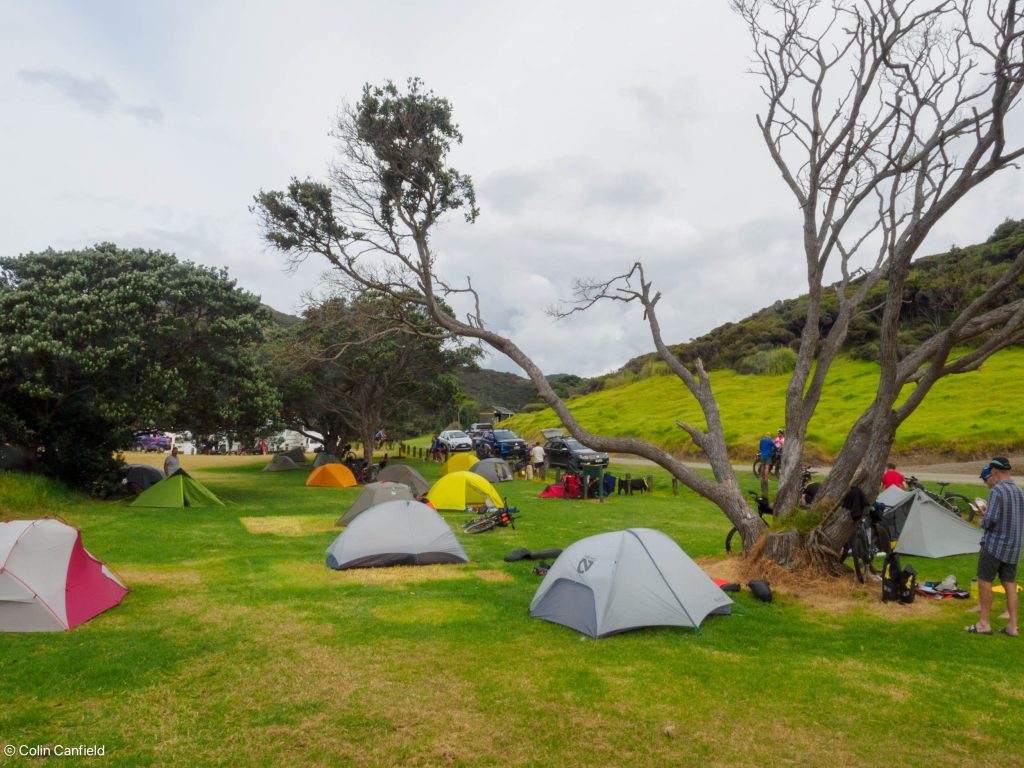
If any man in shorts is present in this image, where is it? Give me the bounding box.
[966,457,1024,636]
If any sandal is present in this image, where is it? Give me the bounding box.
[1000,627,1018,637]
[965,624,993,634]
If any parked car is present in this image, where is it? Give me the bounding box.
[466,422,493,440]
[543,436,609,471]
[474,429,528,461]
[438,429,474,452]
[133,431,172,453]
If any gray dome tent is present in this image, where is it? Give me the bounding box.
[471,457,515,483]
[124,464,165,492]
[876,486,982,558]
[284,446,307,463]
[529,528,732,638]
[313,452,342,468]
[376,464,430,496]
[326,500,468,570]
[336,482,415,526]
[263,454,300,472]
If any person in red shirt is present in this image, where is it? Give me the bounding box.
[881,462,906,490]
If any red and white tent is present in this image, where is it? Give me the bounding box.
[0,519,128,632]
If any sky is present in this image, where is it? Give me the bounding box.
[3,1,1022,378]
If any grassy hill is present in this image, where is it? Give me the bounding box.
[505,348,1024,461]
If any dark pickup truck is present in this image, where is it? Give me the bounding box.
[474,428,529,461]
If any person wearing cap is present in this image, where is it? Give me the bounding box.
[966,457,1024,636]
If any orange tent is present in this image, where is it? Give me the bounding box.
[306,463,358,488]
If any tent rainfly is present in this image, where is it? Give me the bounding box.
[284,446,307,463]
[377,464,431,496]
[529,528,732,638]
[427,470,504,511]
[337,482,416,526]
[313,452,343,468]
[131,469,225,508]
[306,463,358,488]
[0,519,128,632]
[263,454,301,472]
[438,452,478,476]
[876,486,982,558]
[326,500,468,570]
[471,458,515,483]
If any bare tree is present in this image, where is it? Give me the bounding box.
[255,0,1024,575]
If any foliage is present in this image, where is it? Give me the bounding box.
[266,290,476,456]
[735,346,798,375]
[0,461,1017,766]
[0,244,278,490]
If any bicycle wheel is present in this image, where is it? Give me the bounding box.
[943,493,974,521]
[725,527,741,553]
[463,518,496,534]
[752,458,764,479]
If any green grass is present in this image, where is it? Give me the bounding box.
[505,349,1024,460]
[0,462,1019,767]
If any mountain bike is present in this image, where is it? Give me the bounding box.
[840,505,888,584]
[905,476,975,521]
[752,448,781,478]
[463,503,519,534]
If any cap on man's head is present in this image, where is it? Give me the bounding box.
[990,457,1012,471]
[980,466,993,481]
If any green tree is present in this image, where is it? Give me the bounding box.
[0,244,279,490]
[265,289,475,462]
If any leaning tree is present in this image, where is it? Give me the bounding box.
[255,0,1024,572]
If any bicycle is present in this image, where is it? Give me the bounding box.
[905,476,974,521]
[463,502,519,534]
[751,448,781,478]
[840,504,888,584]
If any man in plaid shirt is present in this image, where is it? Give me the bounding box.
[967,457,1024,636]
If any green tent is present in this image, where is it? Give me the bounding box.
[130,469,225,509]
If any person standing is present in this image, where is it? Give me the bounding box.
[966,457,1024,636]
[758,432,775,481]
[881,462,906,490]
[531,442,546,481]
[163,446,180,476]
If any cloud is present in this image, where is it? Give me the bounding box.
[17,68,163,125]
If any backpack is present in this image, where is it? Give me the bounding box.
[881,551,902,603]
[563,473,583,499]
[899,564,918,604]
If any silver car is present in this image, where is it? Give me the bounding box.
[438,429,474,452]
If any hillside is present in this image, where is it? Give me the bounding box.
[609,218,1024,379]
[504,348,1024,461]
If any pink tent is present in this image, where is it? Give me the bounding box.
[0,519,128,632]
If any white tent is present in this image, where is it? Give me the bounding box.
[0,519,128,632]
[877,487,981,558]
[529,528,732,638]
[326,500,468,570]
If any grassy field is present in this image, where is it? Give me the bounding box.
[504,349,1024,461]
[0,456,1020,767]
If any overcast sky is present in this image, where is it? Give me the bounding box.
[3,1,1022,377]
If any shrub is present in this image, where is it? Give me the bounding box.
[735,347,798,375]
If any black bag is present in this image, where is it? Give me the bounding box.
[899,564,918,604]
[748,579,773,603]
[881,551,902,603]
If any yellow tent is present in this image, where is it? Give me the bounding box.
[427,471,504,511]
[306,463,358,488]
[438,453,479,476]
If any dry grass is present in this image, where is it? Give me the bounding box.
[122,451,280,471]
[472,569,513,583]
[117,565,202,587]
[240,515,337,536]
[698,555,950,619]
